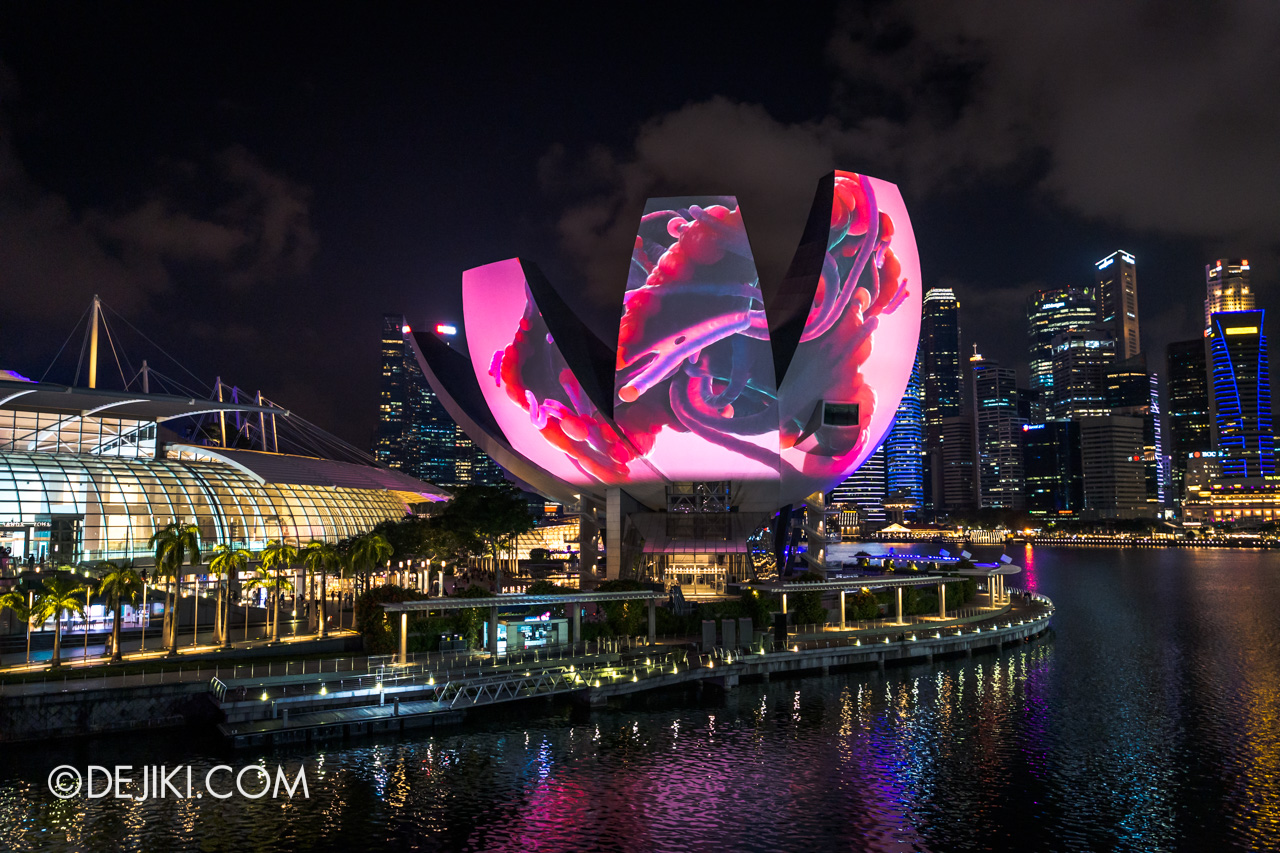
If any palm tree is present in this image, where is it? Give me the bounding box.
[0,589,32,658]
[147,521,201,656]
[32,574,89,668]
[97,562,143,662]
[350,533,393,628]
[243,564,293,641]
[302,541,336,638]
[209,544,251,648]
[260,539,298,642]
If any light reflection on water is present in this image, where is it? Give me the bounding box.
[1,546,1280,851]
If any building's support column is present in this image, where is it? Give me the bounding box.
[488,606,499,658]
[606,487,622,581]
[781,592,788,615]
[572,603,581,646]
[938,583,946,619]
[839,590,846,630]
[896,587,903,624]
[647,598,656,644]
[399,612,408,665]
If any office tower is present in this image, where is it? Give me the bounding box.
[884,350,925,516]
[375,314,505,487]
[1208,310,1275,479]
[1079,415,1151,518]
[1050,325,1116,418]
[920,288,962,515]
[374,314,410,470]
[832,444,886,528]
[969,351,1026,509]
[1017,388,1046,424]
[1095,250,1140,360]
[1027,287,1101,410]
[1022,421,1083,516]
[938,415,979,514]
[1205,259,1253,332]
[1105,354,1167,508]
[1165,339,1212,499]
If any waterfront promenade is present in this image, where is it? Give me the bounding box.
[214,589,1053,748]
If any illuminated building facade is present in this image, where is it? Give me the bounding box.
[884,350,925,515]
[832,445,887,529]
[1096,250,1140,360]
[970,353,1025,509]
[1027,287,1100,410]
[376,314,503,488]
[1166,338,1212,500]
[1208,310,1275,479]
[1205,259,1253,333]
[0,378,447,566]
[920,287,962,515]
[1022,421,1083,516]
[1105,354,1167,507]
[1051,325,1116,419]
[1079,414,1152,519]
[412,171,924,583]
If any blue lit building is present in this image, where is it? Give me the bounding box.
[1209,310,1275,479]
[884,351,925,516]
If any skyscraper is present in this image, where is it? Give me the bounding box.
[1105,354,1166,508]
[831,444,886,528]
[920,287,962,515]
[1027,286,1100,410]
[1208,310,1275,479]
[374,314,410,470]
[1079,415,1151,519]
[1050,325,1116,419]
[1205,259,1253,332]
[1165,339,1212,499]
[884,350,925,515]
[1022,421,1083,517]
[1095,250,1140,360]
[921,287,962,424]
[969,351,1026,509]
[375,314,505,488]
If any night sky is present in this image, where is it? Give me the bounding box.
[1,2,1278,448]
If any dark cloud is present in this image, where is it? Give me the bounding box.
[826,0,1280,240]
[0,110,317,322]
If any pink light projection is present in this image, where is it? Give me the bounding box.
[461,172,921,510]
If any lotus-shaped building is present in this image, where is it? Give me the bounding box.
[412,171,921,583]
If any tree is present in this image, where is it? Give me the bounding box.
[348,533,394,628]
[0,589,31,646]
[97,562,143,662]
[260,539,299,642]
[243,565,292,640]
[302,541,337,637]
[209,544,251,648]
[32,574,89,668]
[441,483,534,593]
[790,571,828,626]
[147,521,201,656]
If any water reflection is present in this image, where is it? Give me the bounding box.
[1,547,1280,851]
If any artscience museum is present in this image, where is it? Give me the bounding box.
[412,170,923,588]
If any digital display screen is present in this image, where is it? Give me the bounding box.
[460,172,921,508]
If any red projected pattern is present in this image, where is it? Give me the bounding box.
[468,172,919,507]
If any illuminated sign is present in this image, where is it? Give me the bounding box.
[1022,424,1045,431]
[1225,326,1259,335]
[1096,257,1113,270]
[401,325,411,334]
[460,171,922,509]
[435,324,458,336]
[1041,302,1064,310]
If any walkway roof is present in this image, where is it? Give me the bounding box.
[173,445,450,502]
[382,589,663,613]
[0,378,282,422]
